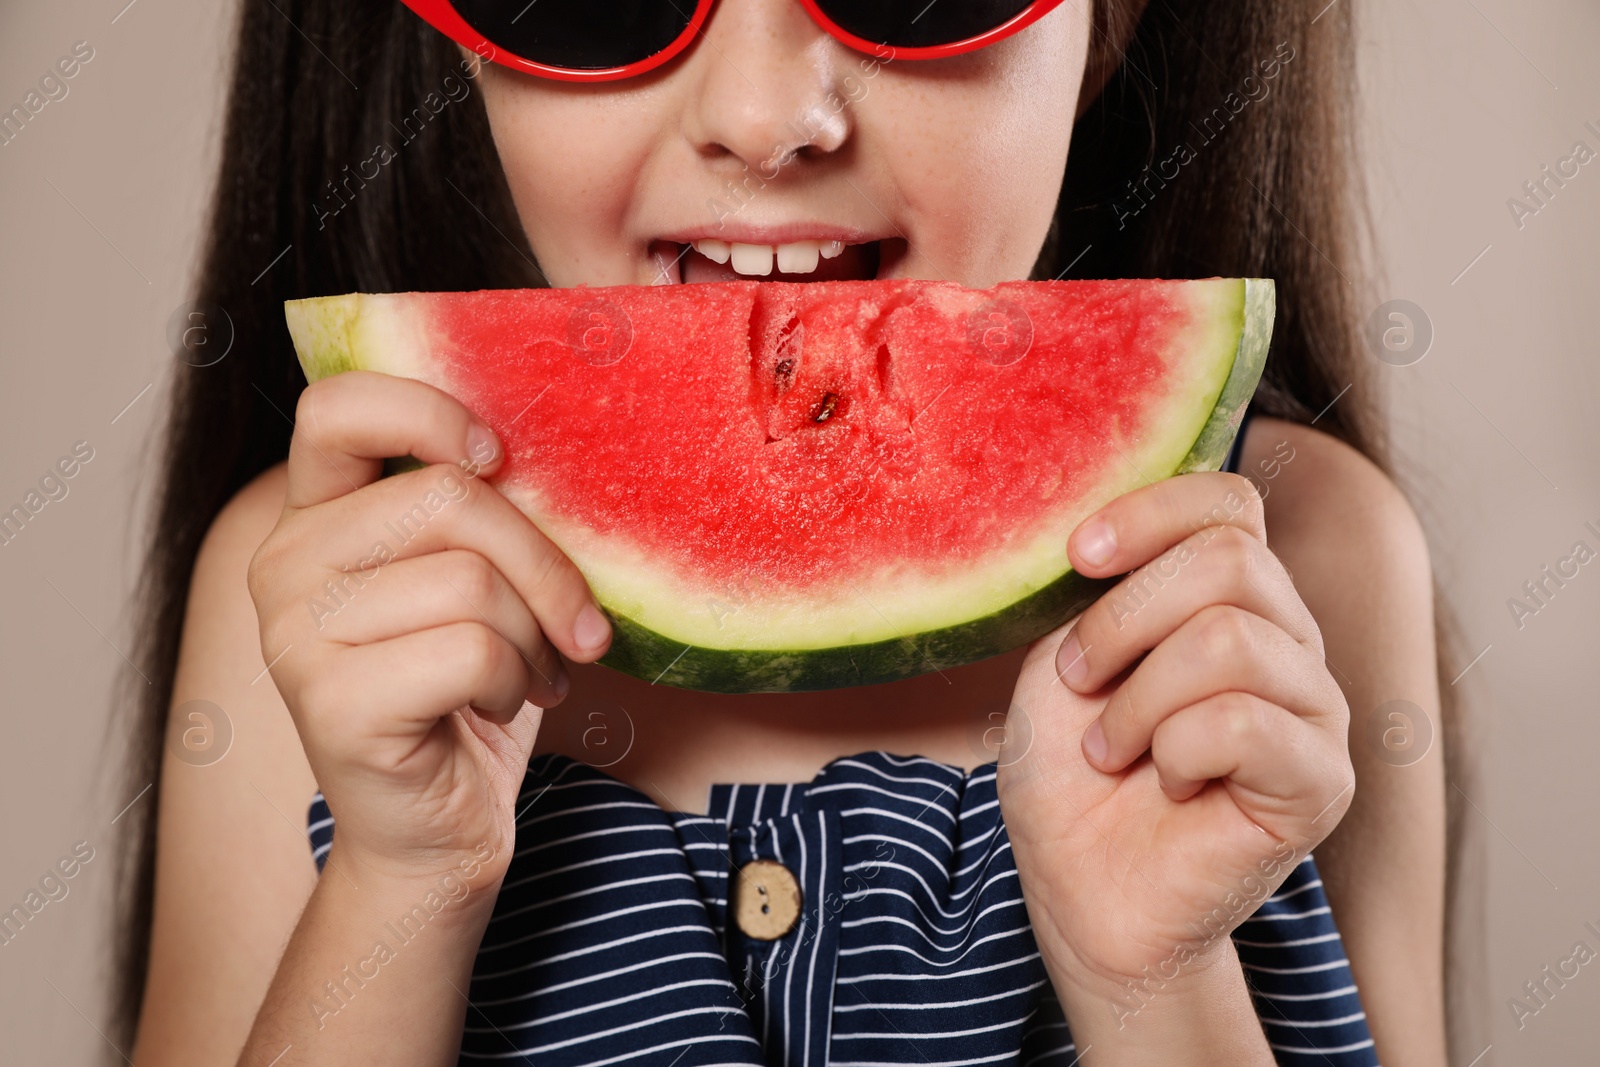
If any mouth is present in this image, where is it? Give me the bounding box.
[648,235,908,284]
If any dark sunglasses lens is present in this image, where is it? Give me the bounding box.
[817,0,1037,49]
[452,0,694,70]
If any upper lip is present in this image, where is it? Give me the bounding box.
[653,223,888,246]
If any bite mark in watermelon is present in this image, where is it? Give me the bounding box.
[285,277,1273,693]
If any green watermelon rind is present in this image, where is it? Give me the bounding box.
[1176,277,1275,477]
[285,279,1274,694]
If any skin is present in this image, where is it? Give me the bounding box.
[131,2,1447,1064]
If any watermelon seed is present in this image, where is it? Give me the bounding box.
[772,316,802,395]
[812,392,840,423]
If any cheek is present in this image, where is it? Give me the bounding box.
[876,75,1075,279]
[868,33,1086,283]
[477,75,658,285]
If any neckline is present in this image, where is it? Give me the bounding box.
[532,748,987,819]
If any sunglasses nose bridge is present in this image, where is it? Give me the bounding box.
[700,0,849,61]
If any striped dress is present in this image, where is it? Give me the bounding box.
[305,404,1378,1065]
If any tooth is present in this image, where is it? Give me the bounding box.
[730,243,774,276]
[695,239,731,264]
[777,241,821,274]
[820,240,846,260]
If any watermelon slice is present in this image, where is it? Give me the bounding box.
[285,278,1272,694]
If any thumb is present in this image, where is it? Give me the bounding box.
[1005,615,1114,779]
[1014,613,1091,713]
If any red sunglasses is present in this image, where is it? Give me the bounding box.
[402,0,1068,82]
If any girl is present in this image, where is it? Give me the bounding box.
[116,1,1454,1064]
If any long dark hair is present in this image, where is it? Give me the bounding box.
[112,0,1477,1056]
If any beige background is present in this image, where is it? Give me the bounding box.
[1,0,1595,1062]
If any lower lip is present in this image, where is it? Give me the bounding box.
[648,240,897,284]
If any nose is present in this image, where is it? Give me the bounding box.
[679,0,855,176]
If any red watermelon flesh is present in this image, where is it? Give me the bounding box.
[286,277,1272,693]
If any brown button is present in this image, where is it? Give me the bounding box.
[731,859,803,941]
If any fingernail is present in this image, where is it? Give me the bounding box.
[574,603,612,653]
[553,669,571,700]
[1083,719,1108,765]
[1057,633,1089,687]
[1075,518,1116,569]
[465,420,499,467]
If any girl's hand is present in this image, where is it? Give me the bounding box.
[246,371,613,894]
[997,471,1354,1019]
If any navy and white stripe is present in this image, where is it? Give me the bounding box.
[1237,868,1377,1060]
[308,749,1376,1065]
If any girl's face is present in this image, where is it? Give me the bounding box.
[470,0,1092,290]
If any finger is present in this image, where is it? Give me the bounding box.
[292,463,612,663]
[1083,605,1345,774]
[286,371,503,509]
[1068,471,1265,579]
[303,621,558,733]
[309,550,565,693]
[1149,692,1352,829]
[1057,524,1323,692]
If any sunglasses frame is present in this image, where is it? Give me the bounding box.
[401,0,1068,82]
